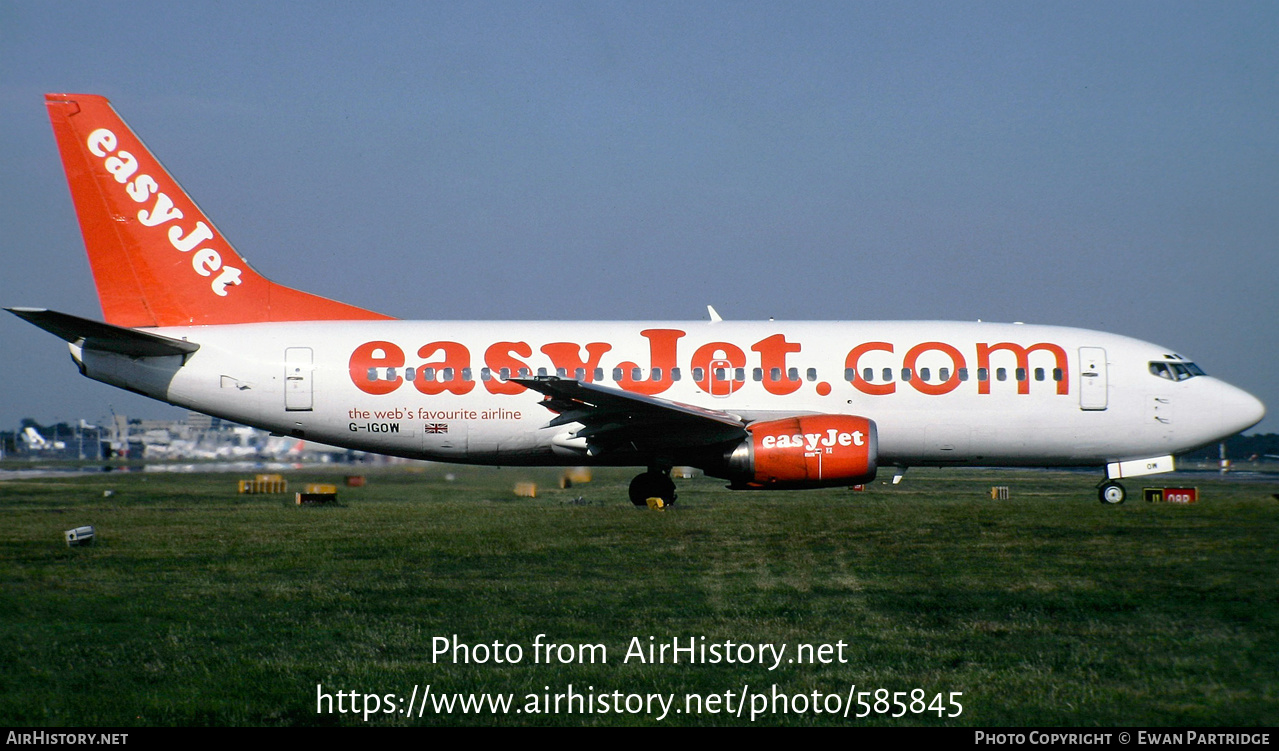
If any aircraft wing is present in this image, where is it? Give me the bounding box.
[7,308,200,358]
[512,376,748,455]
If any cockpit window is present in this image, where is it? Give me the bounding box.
[1149,361,1206,381]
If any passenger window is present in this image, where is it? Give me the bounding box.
[442,368,454,382]
[939,367,950,382]
[735,368,745,381]
[631,367,642,381]
[788,367,799,382]
[367,368,378,382]
[753,368,763,382]
[612,368,623,381]
[958,368,969,381]
[806,368,817,382]
[693,367,705,381]
[996,368,1007,382]
[862,367,873,382]
[386,367,397,380]
[714,368,726,381]
[481,368,492,382]
[919,367,931,382]
[671,368,681,382]
[1053,368,1063,382]
[977,368,988,381]
[1015,367,1026,382]
[594,368,604,382]
[537,368,548,377]
[652,367,663,381]
[770,367,781,382]
[518,368,530,378]
[422,368,435,381]
[883,368,893,382]
[901,368,912,382]
[462,368,473,382]
[1035,368,1045,381]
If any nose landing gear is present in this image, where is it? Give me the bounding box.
[1098,480,1127,504]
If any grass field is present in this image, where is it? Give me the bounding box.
[1,464,1276,726]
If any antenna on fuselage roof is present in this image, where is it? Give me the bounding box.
[706,305,723,323]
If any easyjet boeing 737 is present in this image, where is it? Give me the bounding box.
[10,94,1266,504]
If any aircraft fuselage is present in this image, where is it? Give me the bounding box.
[73,319,1264,472]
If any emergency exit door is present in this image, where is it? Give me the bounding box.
[285,347,313,411]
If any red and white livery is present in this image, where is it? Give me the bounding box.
[11,94,1265,505]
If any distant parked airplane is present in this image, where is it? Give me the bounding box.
[20,426,66,452]
[10,93,1265,504]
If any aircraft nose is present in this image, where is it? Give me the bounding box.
[1220,382,1266,435]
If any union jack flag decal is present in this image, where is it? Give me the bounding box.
[424,423,449,434]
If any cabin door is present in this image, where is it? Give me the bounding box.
[1078,347,1108,411]
[285,347,314,412]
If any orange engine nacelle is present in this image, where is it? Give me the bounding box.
[725,415,878,489]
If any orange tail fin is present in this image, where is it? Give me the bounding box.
[45,93,393,327]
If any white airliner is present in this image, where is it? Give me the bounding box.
[10,93,1265,505]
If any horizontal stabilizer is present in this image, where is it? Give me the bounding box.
[7,308,200,358]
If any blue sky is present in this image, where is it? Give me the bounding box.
[2,2,1276,434]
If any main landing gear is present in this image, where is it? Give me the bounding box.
[1098,480,1127,505]
[629,468,677,508]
